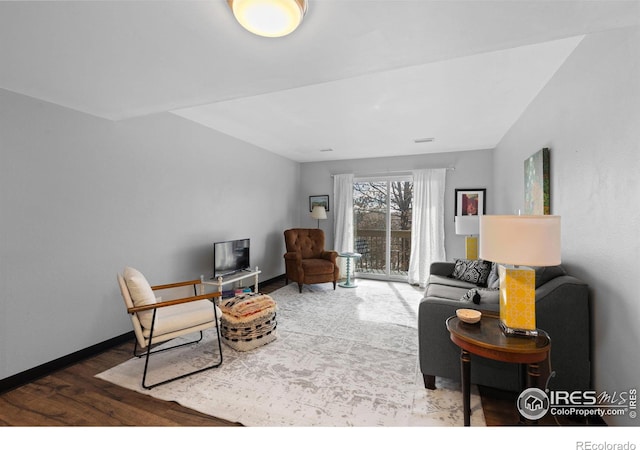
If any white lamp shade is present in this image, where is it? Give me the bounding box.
[455,215,479,235]
[228,0,307,37]
[479,215,561,266]
[311,205,327,220]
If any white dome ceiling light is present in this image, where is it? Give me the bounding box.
[228,0,308,38]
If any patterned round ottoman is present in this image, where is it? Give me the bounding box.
[219,293,277,351]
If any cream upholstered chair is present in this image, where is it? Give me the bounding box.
[117,267,223,389]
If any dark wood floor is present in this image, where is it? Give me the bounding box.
[0,277,602,427]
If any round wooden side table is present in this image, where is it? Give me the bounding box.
[446,312,551,426]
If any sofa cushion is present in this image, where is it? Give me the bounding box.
[428,274,477,289]
[484,263,566,289]
[452,259,492,286]
[534,265,567,288]
[425,283,470,301]
[486,262,500,289]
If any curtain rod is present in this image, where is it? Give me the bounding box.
[331,166,455,177]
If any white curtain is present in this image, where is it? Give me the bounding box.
[333,174,354,277]
[333,173,354,253]
[408,168,447,287]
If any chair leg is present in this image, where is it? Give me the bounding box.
[333,280,337,290]
[298,283,303,293]
[140,306,223,390]
[423,374,436,390]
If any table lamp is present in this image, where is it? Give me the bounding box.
[455,215,480,259]
[311,205,327,228]
[479,215,561,336]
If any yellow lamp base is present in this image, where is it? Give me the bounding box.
[498,265,537,336]
[465,236,478,260]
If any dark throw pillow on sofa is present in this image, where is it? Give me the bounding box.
[452,259,492,286]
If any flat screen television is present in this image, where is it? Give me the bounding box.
[213,238,250,278]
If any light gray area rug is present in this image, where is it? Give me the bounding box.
[97,279,485,426]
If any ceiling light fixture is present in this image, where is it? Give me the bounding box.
[414,137,435,143]
[228,0,308,38]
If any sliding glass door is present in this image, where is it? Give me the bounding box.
[353,176,413,280]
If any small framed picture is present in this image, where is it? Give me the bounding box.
[455,189,486,217]
[309,195,329,212]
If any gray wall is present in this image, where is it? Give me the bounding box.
[0,88,300,379]
[493,26,640,426]
[299,149,494,260]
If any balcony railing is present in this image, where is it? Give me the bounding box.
[354,229,411,277]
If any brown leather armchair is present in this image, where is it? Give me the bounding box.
[284,228,340,293]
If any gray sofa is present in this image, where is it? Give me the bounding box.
[418,260,591,393]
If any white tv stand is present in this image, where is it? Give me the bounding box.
[200,267,261,294]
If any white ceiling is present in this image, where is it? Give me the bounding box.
[1,1,638,162]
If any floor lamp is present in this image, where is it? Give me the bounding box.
[455,215,480,259]
[311,205,327,228]
[480,215,561,336]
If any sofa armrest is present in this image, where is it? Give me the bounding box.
[418,297,494,356]
[418,297,467,377]
[429,261,455,277]
[418,297,505,386]
[534,275,590,391]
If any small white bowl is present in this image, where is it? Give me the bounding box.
[456,308,482,324]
